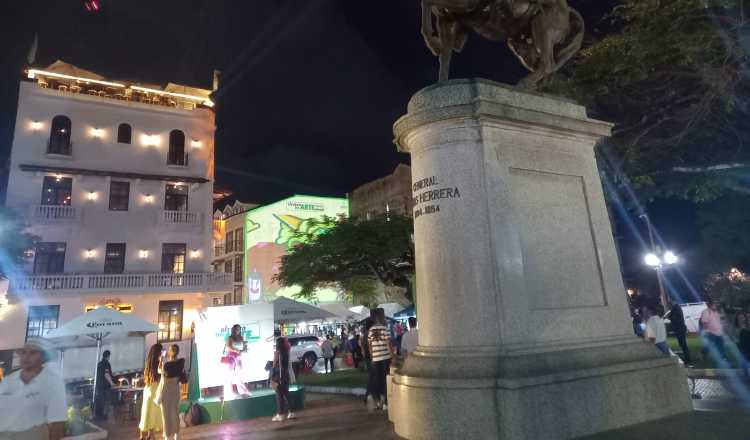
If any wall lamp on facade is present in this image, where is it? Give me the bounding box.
[87,191,98,201]
[139,250,149,259]
[143,194,154,204]
[191,139,202,148]
[91,127,104,139]
[30,120,43,131]
[190,249,201,259]
[84,249,96,259]
[55,174,63,182]
[141,134,161,147]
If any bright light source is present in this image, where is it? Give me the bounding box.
[30,120,43,131]
[26,69,126,87]
[55,174,63,182]
[143,194,154,204]
[191,139,202,148]
[87,191,98,201]
[139,250,149,259]
[140,134,161,147]
[644,253,661,267]
[91,127,104,138]
[85,249,96,259]
[663,251,678,265]
[190,249,201,259]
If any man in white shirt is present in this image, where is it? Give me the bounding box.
[400,317,419,358]
[0,338,67,440]
[642,304,669,355]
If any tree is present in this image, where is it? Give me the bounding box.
[704,267,750,310]
[0,207,38,278]
[549,0,750,202]
[274,214,414,306]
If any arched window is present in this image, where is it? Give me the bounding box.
[117,123,132,144]
[48,115,72,155]
[167,129,186,166]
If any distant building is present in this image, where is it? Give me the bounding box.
[0,61,230,378]
[350,163,412,219]
[211,195,349,306]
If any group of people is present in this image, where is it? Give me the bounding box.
[138,343,187,440]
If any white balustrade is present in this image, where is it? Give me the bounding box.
[162,210,201,226]
[10,272,231,294]
[31,205,77,222]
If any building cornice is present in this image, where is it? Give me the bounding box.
[19,163,210,183]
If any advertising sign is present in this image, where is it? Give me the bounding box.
[195,303,275,389]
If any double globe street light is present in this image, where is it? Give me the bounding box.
[644,249,680,310]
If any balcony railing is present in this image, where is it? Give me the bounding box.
[31,205,78,222]
[10,272,232,294]
[214,241,225,257]
[167,152,189,167]
[162,210,201,226]
[46,138,72,156]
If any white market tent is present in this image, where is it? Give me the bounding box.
[377,303,403,318]
[273,297,336,323]
[45,307,157,403]
[317,303,369,322]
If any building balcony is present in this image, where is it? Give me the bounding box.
[161,210,202,227]
[213,241,225,257]
[9,271,232,295]
[30,204,79,223]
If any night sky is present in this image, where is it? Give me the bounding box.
[0,0,612,204]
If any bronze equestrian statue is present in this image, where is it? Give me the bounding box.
[420,0,584,89]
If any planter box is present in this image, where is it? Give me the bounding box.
[62,422,107,440]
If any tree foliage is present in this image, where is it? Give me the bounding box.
[274,214,414,306]
[0,207,38,278]
[549,0,750,202]
[704,267,750,310]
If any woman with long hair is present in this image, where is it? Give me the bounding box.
[271,337,294,421]
[139,343,163,440]
[223,324,250,399]
[160,344,186,440]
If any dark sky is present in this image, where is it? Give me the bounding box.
[0,0,612,204]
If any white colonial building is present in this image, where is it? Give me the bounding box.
[0,61,231,378]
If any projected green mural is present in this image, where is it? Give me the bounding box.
[244,195,349,303]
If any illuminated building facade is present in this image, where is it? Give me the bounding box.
[350,163,412,219]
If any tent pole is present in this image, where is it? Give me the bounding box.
[91,335,102,408]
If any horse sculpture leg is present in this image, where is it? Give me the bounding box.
[437,15,455,82]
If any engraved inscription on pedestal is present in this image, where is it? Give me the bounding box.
[508,167,607,310]
[411,175,462,220]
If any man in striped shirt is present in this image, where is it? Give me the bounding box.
[367,308,395,411]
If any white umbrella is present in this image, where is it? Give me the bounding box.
[45,307,157,405]
[273,297,336,322]
[349,305,370,317]
[318,303,368,321]
[377,303,403,318]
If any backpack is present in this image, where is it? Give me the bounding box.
[184,402,203,427]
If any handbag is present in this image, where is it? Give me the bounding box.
[153,377,165,405]
[220,346,234,365]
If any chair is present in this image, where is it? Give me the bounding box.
[58,85,68,92]
[70,85,82,93]
[87,89,98,96]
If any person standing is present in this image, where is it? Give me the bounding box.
[700,298,727,363]
[367,308,395,411]
[642,304,669,355]
[94,350,115,421]
[321,334,335,374]
[271,337,295,422]
[669,304,691,364]
[732,312,750,377]
[400,317,419,358]
[139,343,163,440]
[159,344,186,440]
[0,339,66,440]
[348,333,362,369]
[223,324,250,399]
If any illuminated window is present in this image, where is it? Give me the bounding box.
[104,243,126,274]
[225,230,234,253]
[164,184,188,211]
[234,255,243,282]
[233,286,244,305]
[41,176,72,206]
[117,123,132,144]
[224,259,232,274]
[48,115,72,155]
[33,242,66,274]
[161,243,186,274]
[158,300,183,342]
[26,305,59,340]
[167,130,186,166]
[109,181,130,211]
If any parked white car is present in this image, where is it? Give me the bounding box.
[287,335,323,369]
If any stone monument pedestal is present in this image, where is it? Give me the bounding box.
[389,79,692,440]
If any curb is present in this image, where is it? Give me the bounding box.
[304,386,366,396]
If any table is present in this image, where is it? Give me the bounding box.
[111,386,144,422]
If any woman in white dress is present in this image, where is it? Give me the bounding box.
[223,324,250,399]
[139,343,163,440]
[159,344,186,440]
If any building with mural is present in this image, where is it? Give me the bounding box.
[211,195,349,306]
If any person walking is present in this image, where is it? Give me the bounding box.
[367,308,395,411]
[271,337,295,422]
[93,349,115,421]
[0,339,67,440]
[139,343,163,440]
[400,317,419,359]
[733,312,750,377]
[642,303,669,355]
[321,334,335,374]
[223,324,250,399]
[668,304,691,364]
[700,298,727,363]
[159,344,186,440]
[349,333,362,369]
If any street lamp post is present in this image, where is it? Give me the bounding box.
[639,213,679,310]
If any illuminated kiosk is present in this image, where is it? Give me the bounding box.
[188,302,304,422]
